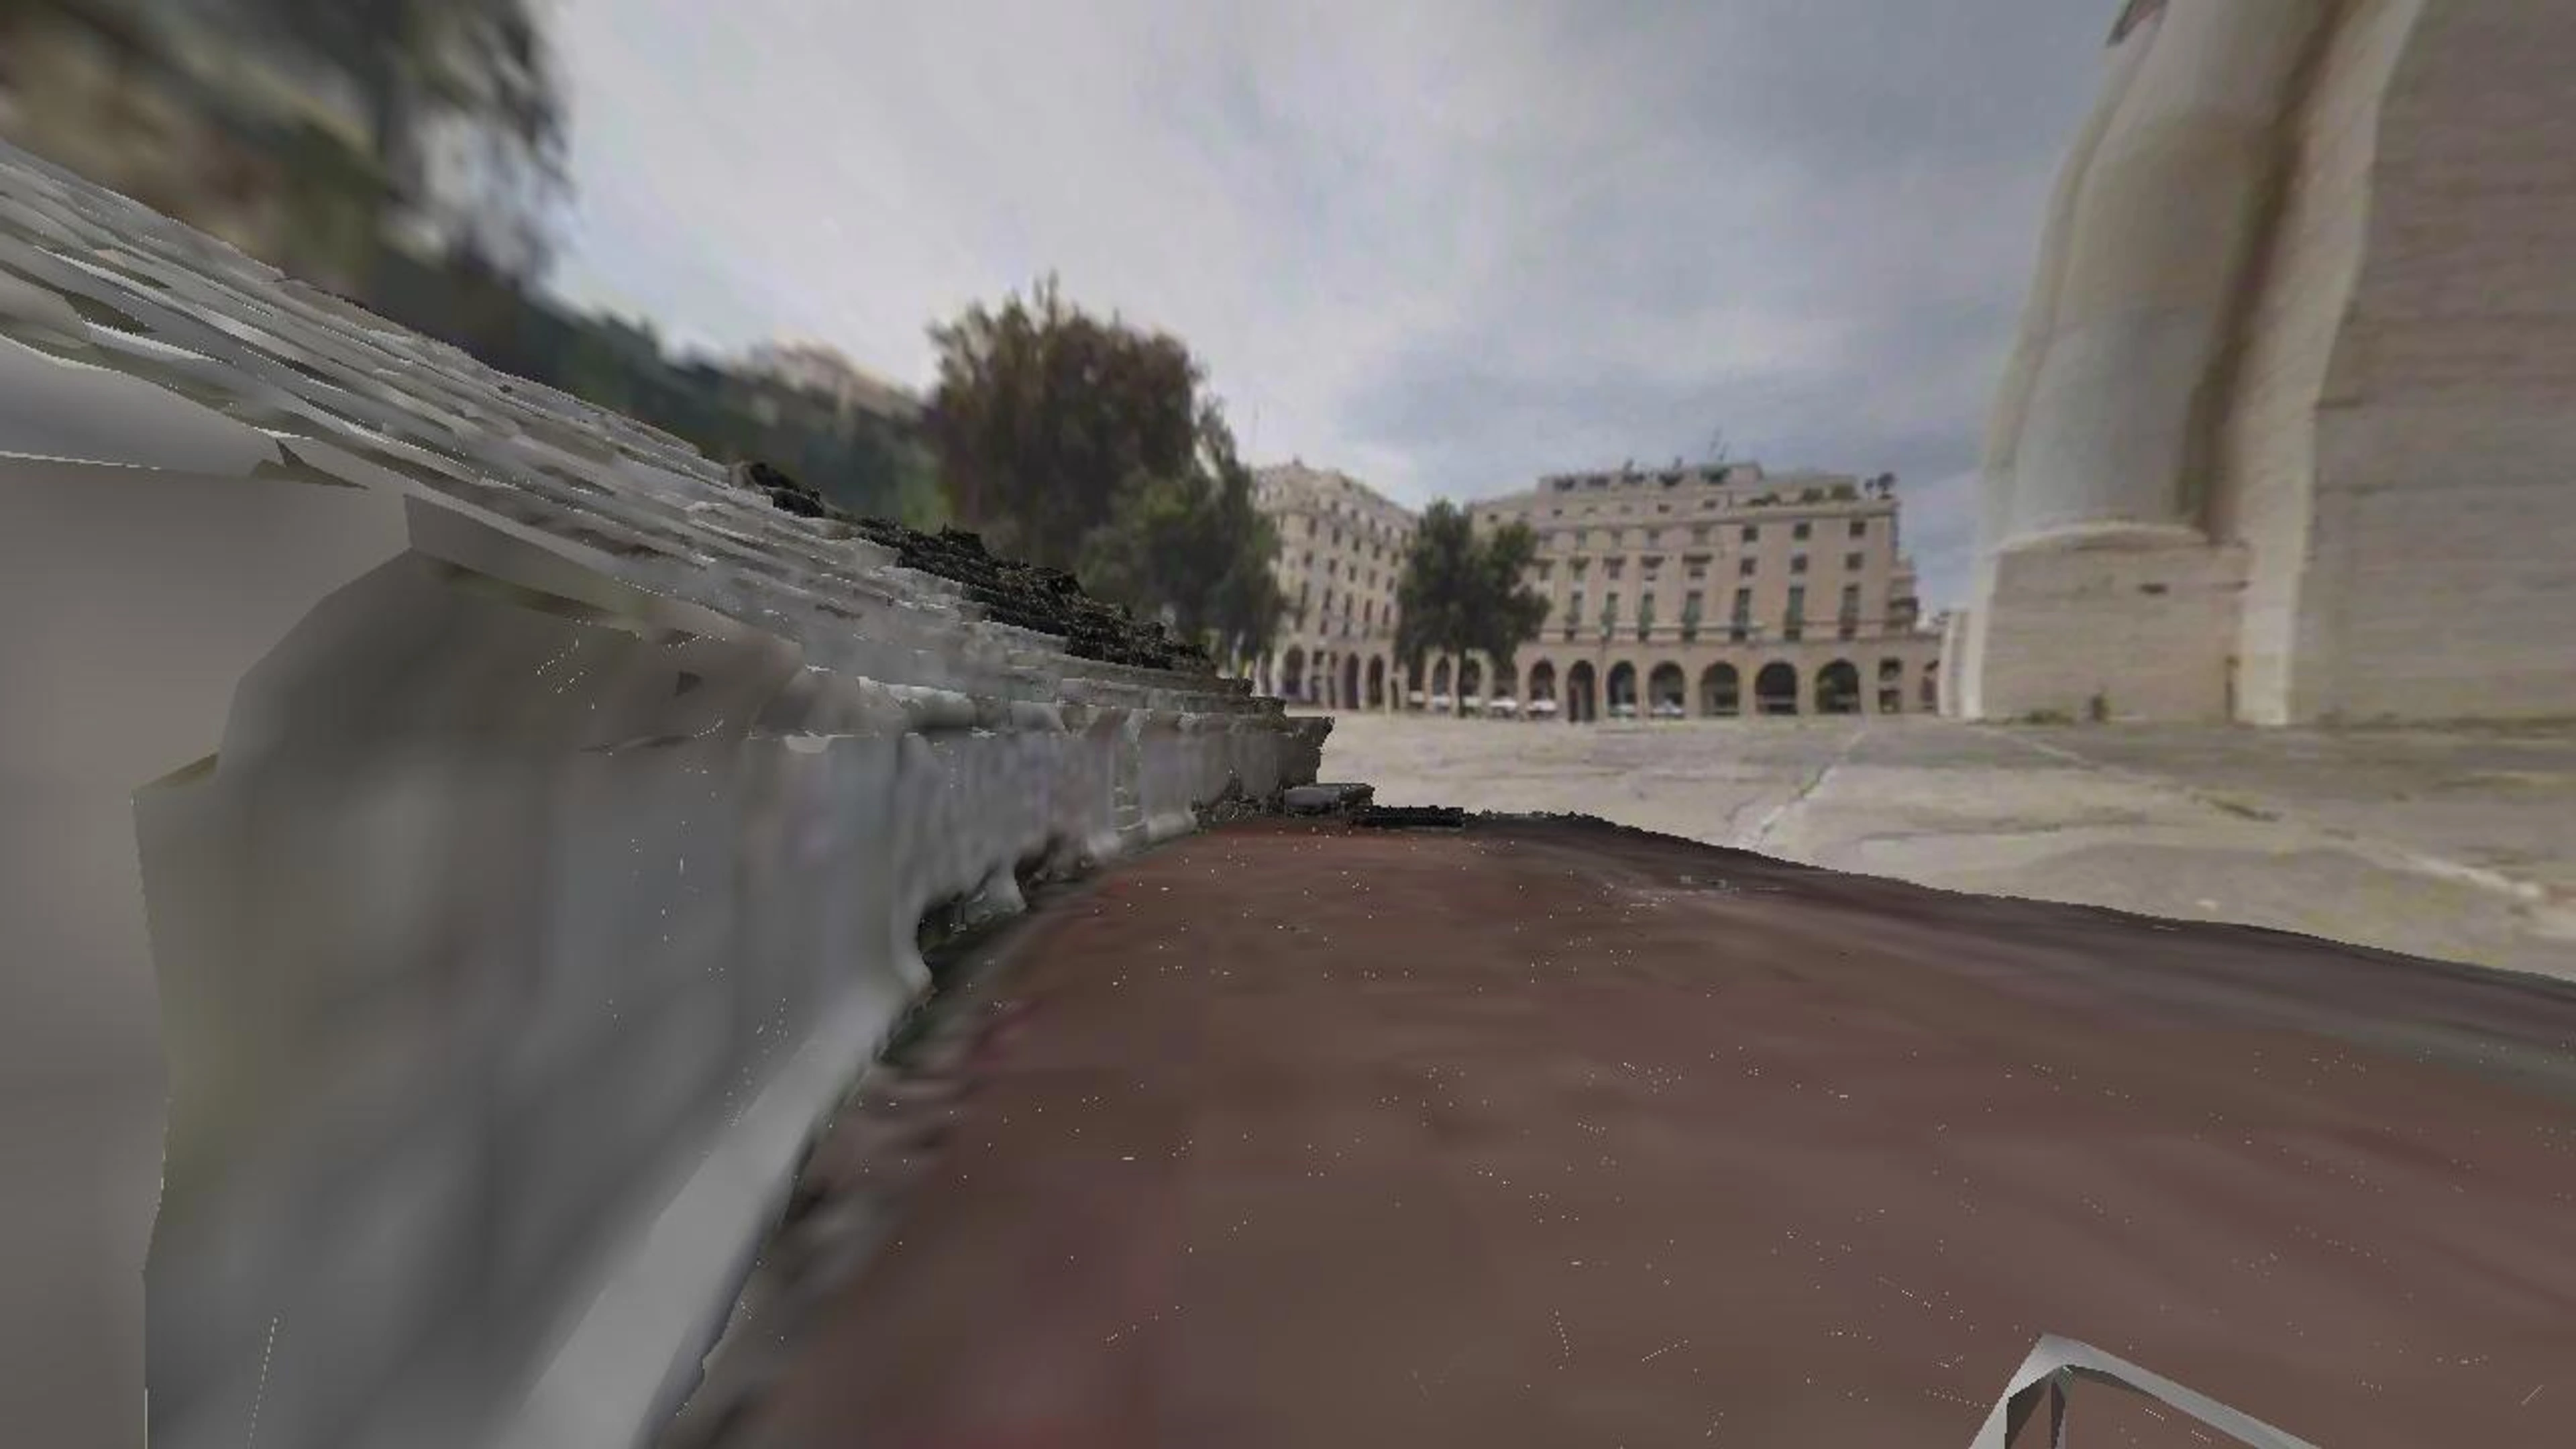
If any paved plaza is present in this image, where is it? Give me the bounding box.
[1316,711,2576,981]
[687,816,2576,1449]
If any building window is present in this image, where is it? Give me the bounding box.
[1792,521,1812,541]
[1731,588,1753,643]
[1741,525,1759,543]
[1601,593,1619,639]
[1638,592,1656,640]
[1681,590,1703,640]
[1690,525,1710,544]
[1790,555,1809,575]
[1785,585,1807,643]
[1843,553,1863,572]
[1838,584,1860,640]
[1738,558,1756,578]
[1606,559,1625,581]
[1849,519,1868,539]
[1536,561,1554,582]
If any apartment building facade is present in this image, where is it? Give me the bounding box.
[1460,460,1942,718]
[1249,462,1416,708]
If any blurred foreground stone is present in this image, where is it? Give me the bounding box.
[0,139,1324,1449]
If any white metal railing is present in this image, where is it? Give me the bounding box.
[1968,1336,2322,1448]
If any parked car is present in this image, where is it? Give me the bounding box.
[1650,698,1686,720]
[1429,692,1455,713]
[1406,690,1428,710]
[1525,697,1561,720]
[1485,696,1521,718]
[1609,700,1640,720]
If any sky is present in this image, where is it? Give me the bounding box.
[544,1,2118,609]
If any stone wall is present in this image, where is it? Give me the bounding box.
[1957,0,2576,724]
[2206,0,2424,724]
[2298,0,2576,722]
[0,140,1325,1449]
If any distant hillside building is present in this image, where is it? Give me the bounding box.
[1250,462,1417,707]
[743,340,923,426]
[1467,462,1940,720]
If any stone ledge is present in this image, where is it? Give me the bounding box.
[0,140,1324,1449]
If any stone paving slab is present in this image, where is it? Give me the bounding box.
[1318,713,2576,979]
[685,816,2576,1448]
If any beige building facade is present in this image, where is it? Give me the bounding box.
[1251,458,1942,719]
[1465,462,1941,720]
[1250,462,1417,707]
[1952,0,2576,724]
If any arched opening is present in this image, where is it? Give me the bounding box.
[1566,661,1598,723]
[1281,647,1306,700]
[1818,659,1862,715]
[1341,654,1362,710]
[1647,663,1686,718]
[1700,662,1741,717]
[1606,661,1638,717]
[1366,655,1387,709]
[1527,660,1558,719]
[1459,656,1485,702]
[1431,657,1452,697]
[1922,661,1939,712]
[1877,657,1906,715]
[1491,660,1518,702]
[1755,661,1799,716]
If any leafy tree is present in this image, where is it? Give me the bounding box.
[1474,519,1552,683]
[246,0,569,279]
[1394,504,1476,715]
[1396,507,1548,716]
[1072,404,1283,665]
[930,278,1282,661]
[926,275,1198,573]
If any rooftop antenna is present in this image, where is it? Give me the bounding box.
[1703,428,1732,468]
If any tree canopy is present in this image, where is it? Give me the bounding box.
[246,0,570,278]
[1395,505,1550,713]
[928,277,1285,663]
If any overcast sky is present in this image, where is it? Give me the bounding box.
[545,1,2117,608]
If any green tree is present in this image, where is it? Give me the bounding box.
[1474,518,1552,688]
[1073,403,1284,665]
[926,275,1198,572]
[1396,507,1548,716]
[249,0,569,278]
[928,279,1280,662]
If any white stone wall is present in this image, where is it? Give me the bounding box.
[2300,0,2576,721]
[1964,0,2576,724]
[0,141,1324,1449]
[2210,0,2424,723]
[1974,529,2250,722]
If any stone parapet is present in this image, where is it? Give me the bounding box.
[0,140,1324,1449]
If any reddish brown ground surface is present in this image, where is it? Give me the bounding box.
[686,815,2576,1448]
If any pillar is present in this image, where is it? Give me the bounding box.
[1962,0,2327,721]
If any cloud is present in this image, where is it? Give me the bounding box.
[543,0,2116,606]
